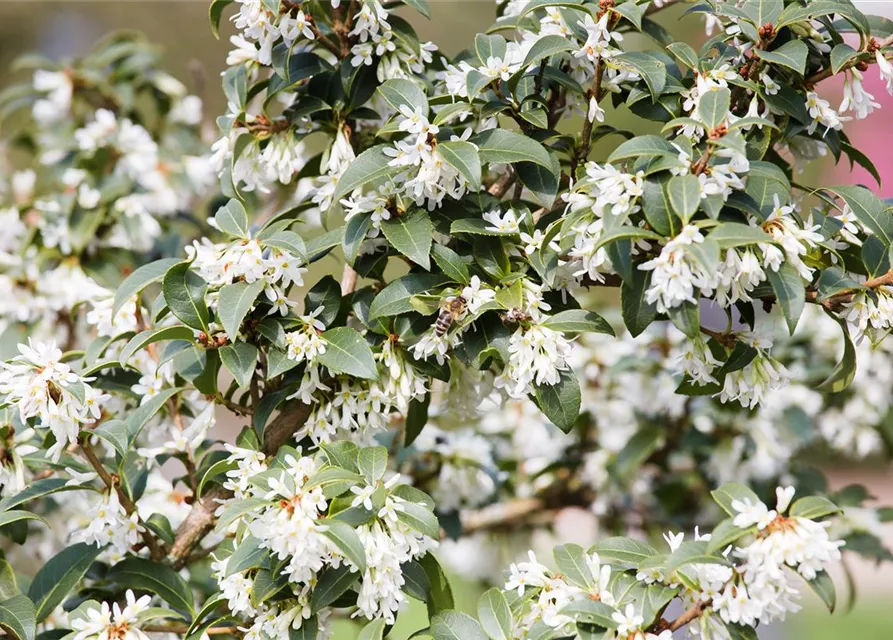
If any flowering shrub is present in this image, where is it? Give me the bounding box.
[1,1,893,640]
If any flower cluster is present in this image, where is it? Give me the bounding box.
[0,341,108,461]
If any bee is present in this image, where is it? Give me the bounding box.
[434,295,467,336]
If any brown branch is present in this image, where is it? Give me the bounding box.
[142,624,238,636]
[668,600,709,632]
[168,401,313,566]
[571,59,605,178]
[487,171,517,198]
[341,264,359,295]
[80,437,164,560]
[459,498,546,536]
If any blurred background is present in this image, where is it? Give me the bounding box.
[0,1,890,638]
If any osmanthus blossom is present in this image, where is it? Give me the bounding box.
[70,590,153,640]
[0,340,109,461]
[639,226,719,313]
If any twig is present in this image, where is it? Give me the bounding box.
[668,601,709,632]
[571,60,605,178]
[488,171,517,198]
[459,498,545,535]
[142,624,238,636]
[80,437,164,560]
[169,401,313,565]
[341,264,359,295]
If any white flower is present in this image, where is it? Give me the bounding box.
[876,50,893,95]
[482,209,521,234]
[612,604,643,637]
[504,550,549,596]
[461,276,496,314]
[731,496,776,530]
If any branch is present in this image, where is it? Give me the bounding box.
[459,498,546,536]
[142,624,238,636]
[341,264,359,295]
[668,600,709,632]
[488,171,517,198]
[80,437,164,561]
[168,400,313,565]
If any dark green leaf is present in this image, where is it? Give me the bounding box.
[319,327,377,379]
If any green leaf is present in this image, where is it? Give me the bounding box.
[790,496,840,520]
[219,342,259,388]
[431,611,487,640]
[262,230,305,258]
[162,262,210,331]
[0,510,46,531]
[666,42,698,70]
[0,595,35,640]
[767,262,805,334]
[711,483,761,518]
[830,43,860,74]
[477,589,512,640]
[805,571,837,612]
[616,51,667,100]
[533,369,581,434]
[358,619,387,640]
[218,280,265,341]
[762,85,810,125]
[697,87,731,129]
[779,1,869,40]
[438,141,482,190]
[332,145,402,204]
[108,558,195,616]
[517,154,560,207]
[214,199,250,238]
[0,478,86,512]
[120,326,195,368]
[667,174,701,221]
[222,66,247,110]
[419,553,454,616]
[553,544,595,590]
[591,226,663,253]
[225,536,267,576]
[376,78,428,112]
[318,520,368,573]
[344,214,373,265]
[473,129,552,168]
[369,273,447,319]
[209,0,234,39]
[319,327,377,379]
[396,501,441,539]
[450,219,515,236]
[402,0,431,18]
[665,541,731,575]
[541,310,614,335]
[29,543,102,622]
[707,519,755,554]
[756,40,808,75]
[124,387,181,446]
[474,33,507,65]
[707,222,774,248]
[112,258,181,317]
[357,446,388,483]
[621,269,658,337]
[607,135,678,163]
[560,599,618,628]
[431,244,469,284]
[304,276,342,327]
[829,185,893,246]
[742,0,783,26]
[816,319,857,394]
[593,537,658,568]
[310,566,359,612]
[382,209,434,269]
[521,34,576,68]
[611,1,645,29]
